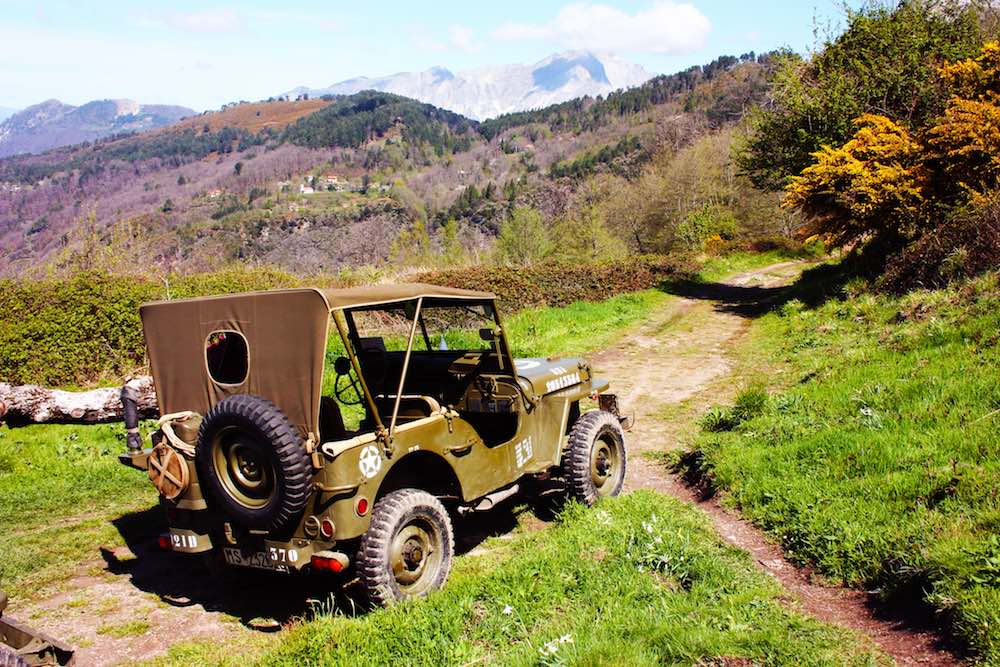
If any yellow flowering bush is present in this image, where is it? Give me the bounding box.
[784,42,1000,254]
[783,114,928,245]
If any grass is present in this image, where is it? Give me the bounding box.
[97,619,151,639]
[695,249,814,283]
[148,492,880,666]
[682,268,1000,662]
[0,421,159,599]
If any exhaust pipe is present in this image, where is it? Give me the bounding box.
[459,484,520,515]
[120,383,142,453]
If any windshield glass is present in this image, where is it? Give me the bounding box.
[419,303,497,351]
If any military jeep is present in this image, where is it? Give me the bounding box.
[120,283,628,606]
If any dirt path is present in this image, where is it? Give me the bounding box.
[591,261,960,666]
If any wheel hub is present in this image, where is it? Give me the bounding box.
[212,429,276,509]
[590,436,621,496]
[390,521,440,591]
[402,540,425,570]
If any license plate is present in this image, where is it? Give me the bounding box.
[223,547,289,573]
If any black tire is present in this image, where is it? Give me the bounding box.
[565,410,627,505]
[196,395,311,532]
[0,646,29,667]
[356,489,454,607]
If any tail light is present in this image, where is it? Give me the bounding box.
[157,533,172,550]
[320,517,335,539]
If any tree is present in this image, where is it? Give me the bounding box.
[738,1,984,191]
[234,161,244,176]
[549,205,626,263]
[494,207,552,266]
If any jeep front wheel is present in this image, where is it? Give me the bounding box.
[356,489,454,607]
[565,410,627,505]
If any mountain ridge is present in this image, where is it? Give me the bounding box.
[285,50,653,120]
[0,98,194,158]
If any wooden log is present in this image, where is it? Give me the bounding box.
[0,376,158,426]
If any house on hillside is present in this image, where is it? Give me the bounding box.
[207,188,223,199]
[299,184,315,195]
[324,173,338,185]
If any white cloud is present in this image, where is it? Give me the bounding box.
[448,24,479,53]
[493,1,711,54]
[137,8,245,34]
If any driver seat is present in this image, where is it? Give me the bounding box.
[319,396,348,442]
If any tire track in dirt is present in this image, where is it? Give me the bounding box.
[590,261,961,666]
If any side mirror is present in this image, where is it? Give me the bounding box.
[334,356,352,375]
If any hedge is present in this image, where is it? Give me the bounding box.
[417,255,691,312]
[0,257,690,387]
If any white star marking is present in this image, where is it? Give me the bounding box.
[358,445,382,479]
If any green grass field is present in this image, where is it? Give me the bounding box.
[684,267,1000,661]
[150,492,880,666]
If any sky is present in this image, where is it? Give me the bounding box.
[0,0,852,112]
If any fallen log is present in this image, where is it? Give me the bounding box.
[0,376,158,426]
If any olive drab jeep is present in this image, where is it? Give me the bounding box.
[119,283,629,606]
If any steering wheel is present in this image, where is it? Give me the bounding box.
[333,356,364,406]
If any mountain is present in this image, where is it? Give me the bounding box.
[0,99,194,158]
[0,107,17,123]
[285,51,653,120]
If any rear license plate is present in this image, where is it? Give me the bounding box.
[223,547,289,573]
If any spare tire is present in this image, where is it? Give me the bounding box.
[196,395,311,532]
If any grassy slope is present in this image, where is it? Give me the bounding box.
[686,268,1000,661]
[152,493,879,667]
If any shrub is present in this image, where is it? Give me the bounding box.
[0,267,326,387]
[880,194,1000,291]
[417,255,692,313]
[1,258,693,387]
[674,205,738,250]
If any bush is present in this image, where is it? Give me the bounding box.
[0,267,331,387]
[417,255,692,313]
[1,258,692,387]
[880,194,1000,292]
[674,205,738,250]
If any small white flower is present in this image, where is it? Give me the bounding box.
[654,536,663,544]
[502,605,513,616]
[559,634,573,644]
[642,522,654,534]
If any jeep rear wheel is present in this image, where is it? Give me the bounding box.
[196,395,311,532]
[356,489,454,607]
[565,410,627,505]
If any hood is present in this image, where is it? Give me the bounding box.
[514,357,589,396]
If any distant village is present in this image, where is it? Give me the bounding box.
[201,172,393,202]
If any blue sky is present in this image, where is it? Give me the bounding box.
[0,0,851,112]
